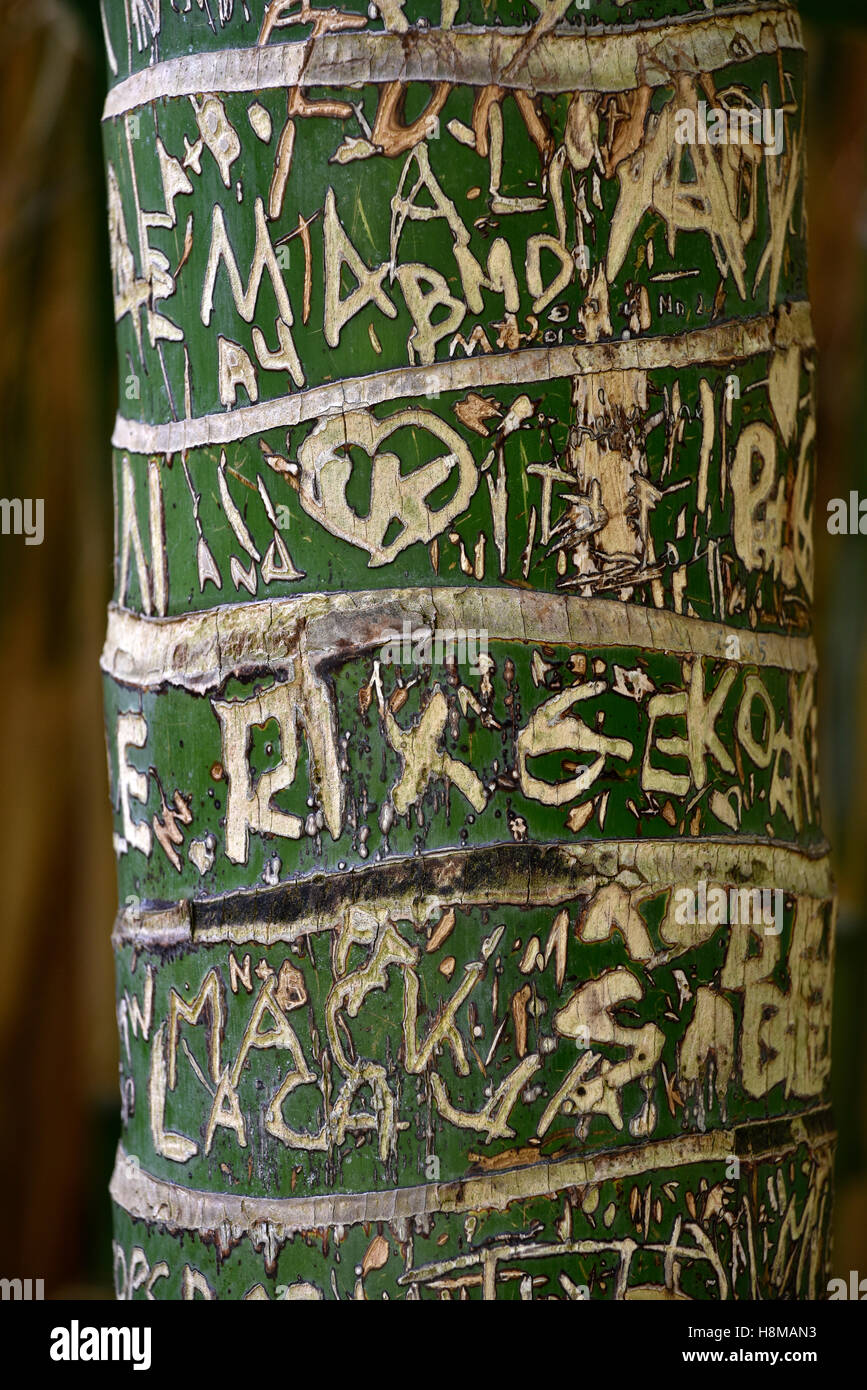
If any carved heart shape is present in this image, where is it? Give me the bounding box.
[296,407,478,566]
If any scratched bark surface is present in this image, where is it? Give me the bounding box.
[100,0,835,1300]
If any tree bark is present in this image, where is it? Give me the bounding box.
[100,0,834,1300]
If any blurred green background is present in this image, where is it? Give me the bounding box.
[0,0,864,1296]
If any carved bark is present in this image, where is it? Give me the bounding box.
[101,0,834,1300]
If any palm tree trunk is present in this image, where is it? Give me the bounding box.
[100,0,834,1300]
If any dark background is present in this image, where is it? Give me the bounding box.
[0,0,864,1296]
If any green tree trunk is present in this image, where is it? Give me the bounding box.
[100,0,834,1300]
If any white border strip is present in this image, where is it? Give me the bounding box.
[112,305,813,457]
[103,8,803,119]
[110,1110,832,1235]
[101,585,817,690]
[111,840,833,948]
